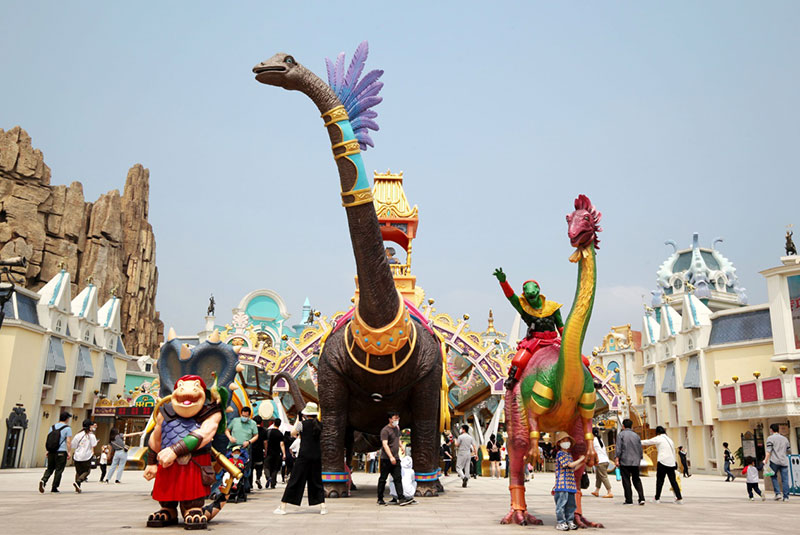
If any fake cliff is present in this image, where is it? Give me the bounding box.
[0,126,163,356]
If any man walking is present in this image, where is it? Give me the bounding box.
[722,442,736,481]
[614,418,645,505]
[226,406,259,493]
[764,423,792,501]
[251,416,268,489]
[377,411,413,506]
[266,418,287,489]
[455,424,477,488]
[39,411,72,493]
[677,446,690,477]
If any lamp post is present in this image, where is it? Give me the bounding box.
[0,256,27,330]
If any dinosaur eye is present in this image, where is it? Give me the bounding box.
[284,56,295,65]
[584,215,590,221]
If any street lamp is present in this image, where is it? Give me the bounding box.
[0,256,27,330]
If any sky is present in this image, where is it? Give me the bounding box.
[1,2,798,350]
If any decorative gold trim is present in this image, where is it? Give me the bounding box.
[341,188,374,208]
[532,381,554,400]
[345,320,417,375]
[580,392,597,405]
[579,407,594,419]
[321,105,348,127]
[529,431,540,439]
[584,433,594,441]
[332,139,361,160]
[530,400,548,415]
[350,291,411,355]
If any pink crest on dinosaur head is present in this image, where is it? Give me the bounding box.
[566,194,602,250]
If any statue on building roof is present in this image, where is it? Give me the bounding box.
[207,294,215,316]
[786,229,796,256]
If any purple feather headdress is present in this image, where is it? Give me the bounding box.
[325,41,384,151]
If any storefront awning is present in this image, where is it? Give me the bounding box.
[661,362,676,393]
[45,337,67,372]
[101,353,117,384]
[643,368,656,397]
[682,355,701,389]
[75,346,94,378]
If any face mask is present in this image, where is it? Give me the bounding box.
[233,454,240,459]
[241,417,249,422]
[392,420,399,428]
[561,441,571,450]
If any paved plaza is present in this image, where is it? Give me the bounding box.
[0,469,797,534]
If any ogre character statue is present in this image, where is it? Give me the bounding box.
[144,375,221,530]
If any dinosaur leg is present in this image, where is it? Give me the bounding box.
[318,360,349,498]
[500,386,542,526]
[569,418,604,529]
[410,369,443,497]
[579,377,599,467]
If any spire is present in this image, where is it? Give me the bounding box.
[486,309,497,335]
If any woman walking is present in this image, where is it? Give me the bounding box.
[274,403,326,515]
[441,441,453,476]
[71,420,98,493]
[641,426,683,504]
[487,434,501,479]
[590,427,613,498]
[103,429,129,483]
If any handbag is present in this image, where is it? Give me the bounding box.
[580,472,590,489]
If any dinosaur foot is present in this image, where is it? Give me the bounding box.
[574,512,604,529]
[323,483,349,498]
[414,481,439,497]
[500,509,542,526]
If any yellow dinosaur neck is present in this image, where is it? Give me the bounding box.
[557,246,595,410]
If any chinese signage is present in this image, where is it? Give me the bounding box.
[116,406,153,418]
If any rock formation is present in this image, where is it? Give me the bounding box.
[0,126,163,356]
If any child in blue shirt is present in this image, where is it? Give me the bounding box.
[553,431,586,531]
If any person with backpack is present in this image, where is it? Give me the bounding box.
[71,419,98,492]
[39,411,73,493]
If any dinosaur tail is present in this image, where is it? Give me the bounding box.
[271,371,305,413]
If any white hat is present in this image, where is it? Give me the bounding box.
[301,402,319,416]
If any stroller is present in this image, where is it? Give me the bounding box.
[226,446,248,503]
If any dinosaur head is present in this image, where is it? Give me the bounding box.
[253,53,306,91]
[566,194,602,250]
[522,280,541,305]
[171,375,207,418]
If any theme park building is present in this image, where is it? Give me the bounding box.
[0,269,132,468]
[596,234,800,475]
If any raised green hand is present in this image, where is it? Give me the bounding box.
[493,268,506,283]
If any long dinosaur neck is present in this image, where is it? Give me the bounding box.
[556,245,596,405]
[297,68,399,327]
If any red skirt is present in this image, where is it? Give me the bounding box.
[152,452,211,502]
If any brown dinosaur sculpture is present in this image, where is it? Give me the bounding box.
[253,43,444,498]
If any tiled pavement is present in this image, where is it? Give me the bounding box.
[0,468,797,534]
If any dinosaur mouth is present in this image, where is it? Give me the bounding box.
[253,65,286,75]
